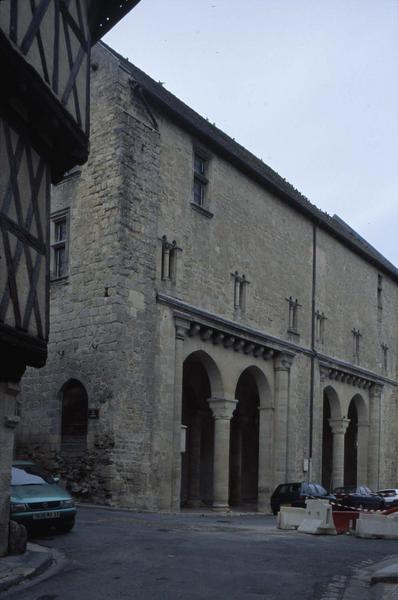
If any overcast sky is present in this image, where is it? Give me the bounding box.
[104,0,398,267]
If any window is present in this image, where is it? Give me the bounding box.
[381,343,388,372]
[377,274,383,310]
[352,328,361,363]
[315,310,326,345]
[286,296,300,333]
[192,152,208,207]
[161,235,179,283]
[232,271,249,312]
[51,210,69,279]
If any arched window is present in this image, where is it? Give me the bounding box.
[61,380,88,454]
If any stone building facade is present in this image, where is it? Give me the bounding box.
[17,42,398,512]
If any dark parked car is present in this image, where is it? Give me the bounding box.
[333,485,385,511]
[270,482,335,515]
[10,461,76,532]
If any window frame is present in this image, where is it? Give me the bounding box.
[50,208,70,281]
[190,146,213,217]
[192,151,208,207]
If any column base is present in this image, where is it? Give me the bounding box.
[212,503,231,511]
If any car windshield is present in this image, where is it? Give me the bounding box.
[334,486,356,493]
[11,465,55,486]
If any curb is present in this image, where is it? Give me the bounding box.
[0,543,55,595]
[370,564,398,586]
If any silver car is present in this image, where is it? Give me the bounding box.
[377,489,398,508]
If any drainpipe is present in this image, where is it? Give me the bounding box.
[308,223,317,481]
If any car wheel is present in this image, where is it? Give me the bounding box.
[57,519,75,534]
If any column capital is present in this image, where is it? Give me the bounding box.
[174,317,190,341]
[329,417,350,435]
[208,397,237,420]
[274,351,294,372]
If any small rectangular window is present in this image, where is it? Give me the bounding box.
[381,343,388,372]
[352,328,361,364]
[377,274,383,310]
[232,271,249,312]
[286,296,300,333]
[51,211,69,279]
[194,155,206,176]
[192,152,208,207]
[193,177,205,206]
[315,310,326,345]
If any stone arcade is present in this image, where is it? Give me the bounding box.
[16,42,398,512]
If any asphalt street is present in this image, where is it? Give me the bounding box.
[5,506,398,600]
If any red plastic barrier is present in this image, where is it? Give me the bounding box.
[382,506,398,516]
[332,511,359,534]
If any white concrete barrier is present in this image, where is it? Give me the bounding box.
[356,513,398,539]
[277,507,306,530]
[297,500,337,535]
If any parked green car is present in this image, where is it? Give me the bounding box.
[10,461,76,533]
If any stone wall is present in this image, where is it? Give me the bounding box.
[16,42,398,510]
[18,44,161,507]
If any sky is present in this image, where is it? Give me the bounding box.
[104,0,398,267]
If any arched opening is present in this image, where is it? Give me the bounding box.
[344,401,358,486]
[61,379,88,454]
[322,386,341,491]
[229,368,260,508]
[180,352,217,507]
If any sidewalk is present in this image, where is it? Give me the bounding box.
[369,559,398,600]
[0,543,55,595]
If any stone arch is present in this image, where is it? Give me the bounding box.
[60,379,88,455]
[323,386,342,419]
[182,349,224,398]
[322,386,342,490]
[234,364,272,409]
[229,365,272,509]
[180,350,224,507]
[345,393,368,486]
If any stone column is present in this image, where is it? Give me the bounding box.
[208,397,237,510]
[170,318,190,511]
[257,405,274,512]
[357,420,369,485]
[273,352,294,486]
[329,418,350,489]
[0,382,20,556]
[229,418,243,506]
[368,384,382,490]
[187,412,202,508]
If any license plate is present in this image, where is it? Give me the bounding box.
[281,503,291,507]
[33,511,60,520]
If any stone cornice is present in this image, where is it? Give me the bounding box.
[157,292,302,359]
[157,293,397,388]
[318,353,396,388]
